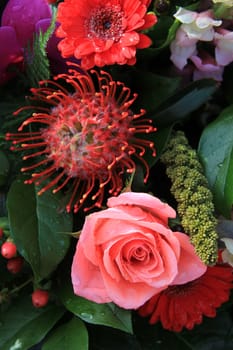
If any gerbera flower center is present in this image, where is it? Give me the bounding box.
[164,280,198,296]
[86,5,124,41]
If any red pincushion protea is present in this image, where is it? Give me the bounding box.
[6,65,156,213]
[138,265,233,332]
[56,0,157,69]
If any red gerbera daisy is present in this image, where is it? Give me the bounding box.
[138,265,233,332]
[56,0,157,69]
[6,65,156,213]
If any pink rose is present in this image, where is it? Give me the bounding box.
[71,192,207,309]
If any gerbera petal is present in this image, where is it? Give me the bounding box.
[137,33,152,49]
[139,13,157,31]
[138,265,233,332]
[56,0,156,68]
[74,40,95,56]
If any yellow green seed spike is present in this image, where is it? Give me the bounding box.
[160,131,218,265]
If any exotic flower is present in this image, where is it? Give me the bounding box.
[138,265,233,332]
[160,131,218,264]
[6,66,156,213]
[71,192,207,309]
[56,0,157,69]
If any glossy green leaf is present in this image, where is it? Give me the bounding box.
[213,147,233,217]
[59,283,133,334]
[0,295,64,350]
[149,17,180,52]
[151,79,218,126]
[42,317,88,350]
[198,105,233,217]
[7,177,72,281]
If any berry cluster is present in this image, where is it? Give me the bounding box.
[0,229,23,273]
[0,226,49,308]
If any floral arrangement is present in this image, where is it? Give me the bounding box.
[0,0,233,349]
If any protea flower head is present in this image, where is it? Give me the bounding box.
[6,64,156,212]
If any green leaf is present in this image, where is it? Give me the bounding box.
[0,295,65,350]
[150,17,180,52]
[7,177,72,282]
[24,8,57,86]
[198,105,233,217]
[86,324,141,350]
[213,147,233,217]
[59,282,133,334]
[132,70,181,114]
[0,151,10,186]
[42,317,88,350]
[151,79,218,126]
[0,217,9,230]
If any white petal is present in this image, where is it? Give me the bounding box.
[221,238,233,254]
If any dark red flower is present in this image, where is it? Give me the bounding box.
[6,65,156,213]
[138,265,233,332]
[56,0,157,69]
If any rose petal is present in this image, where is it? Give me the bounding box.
[71,241,111,303]
[107,192,176,223]
[171,232,207,285]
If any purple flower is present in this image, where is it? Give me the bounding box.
[1,0,52,47]
[0,26,23,84]
[190,52,224,82]
[0,0,52,84]
[0,0,79,85]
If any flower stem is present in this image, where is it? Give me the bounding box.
[9,277,33,295]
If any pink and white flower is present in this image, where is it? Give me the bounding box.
[190,52,224,81]
[170,27,197,70]
[174,7,222,41]
[214,29,233,66]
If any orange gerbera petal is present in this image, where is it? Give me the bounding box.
[56,0,157,68]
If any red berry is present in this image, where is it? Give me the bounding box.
[1,241,17,259]
[32,289,49,308]
[7,257,24,274]
[0,228,4,239]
